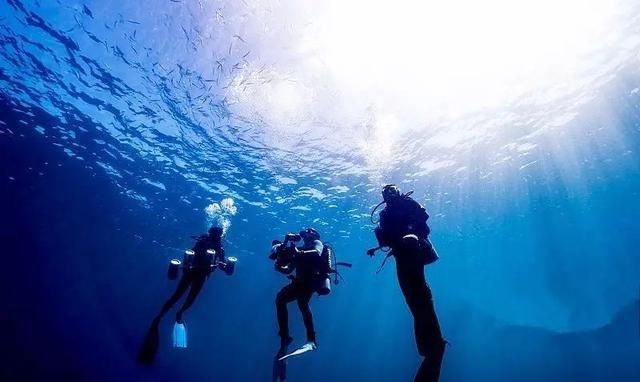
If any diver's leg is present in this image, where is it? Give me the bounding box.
[414,358,431,382]
[175,274,206,322]
[397,259,445,382]
[155,275,191,321]
[296,287,316,343]
[413,338,446,382]
[276,283,298,343]
[412,284,443,352]
[411,284,445,382]
[396,261,432,353]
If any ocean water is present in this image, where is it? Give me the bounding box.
[1,1,639,381]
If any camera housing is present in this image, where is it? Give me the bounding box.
[269,232,301,274]
[284,233,301,247]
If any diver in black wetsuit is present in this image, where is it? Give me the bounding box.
[156,226,225,324]
[155,226,226,325]
[272,228,324,350]
[367,185,446,382]
[137,226,227,364]
[271,228,350,380]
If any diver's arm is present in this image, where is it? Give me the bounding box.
[296,240,323,256]
[297,249,321,256]
[269,241,282,260]
[369,226,390,256]
[276,262,295,274]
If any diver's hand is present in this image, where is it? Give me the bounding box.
[366,248,377,257]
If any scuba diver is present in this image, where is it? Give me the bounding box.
[367,185,446,382]
[272,228,324,353]
[137,225,237,364]
[270,228,350,380]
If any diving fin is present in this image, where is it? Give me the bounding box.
[173,321,188,348]
[272,343,290,382]
[137,318,160,365]
[278,342,317,361]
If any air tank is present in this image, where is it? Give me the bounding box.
[223,256,238,276]
[316,245,333,295]
[316,276,331,295]
[167,259,182,280]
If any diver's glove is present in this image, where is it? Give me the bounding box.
[276,263,295,275]
[269,242,282,260]
[366,247,380,257]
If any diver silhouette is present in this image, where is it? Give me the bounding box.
[271,228,326,349]
[137,225,232,364]
[270,228,350,380]
[367,185,446,382]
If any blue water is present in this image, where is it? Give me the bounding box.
[1,1,640,381]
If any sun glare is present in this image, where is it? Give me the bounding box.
[314,0,620,115]
[225,0,627,159]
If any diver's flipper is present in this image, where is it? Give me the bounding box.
[272,361,286,381]
[272,338,291,381]
[172,321,188,348]
[137,319,160,365]
[277,342,316,361]
[272,354,287,381]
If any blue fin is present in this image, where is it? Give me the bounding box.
[278,342,316,361]
[173,322,188,348]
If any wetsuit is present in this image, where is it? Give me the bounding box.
[376,196,445,382]
[137,231,224,365]
[275,239,323,345]
[156,234,224,322]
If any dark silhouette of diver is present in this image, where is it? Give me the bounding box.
[137,226,226,364]
[273,228,325,349]
[269,228,327,380]
[367,185,446,382]
[271,228,350,380]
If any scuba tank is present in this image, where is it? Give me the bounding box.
[316,243,353,295]
[184,249,195,268]
[204,248,237,275]
[317,276,331,296]
[207,249,238,275]
[220,256,238,275]
[206,249,216,271]
[167,249,194,280]
[316,245,333,296]
[167,259,182,280]
[168,248,222,280]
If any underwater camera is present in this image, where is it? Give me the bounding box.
[283,233,302,248]
[269,233,352,295]
[269,233,301,274]
[167,249,237,279]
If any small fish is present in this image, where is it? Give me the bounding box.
[82,5,94,18]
